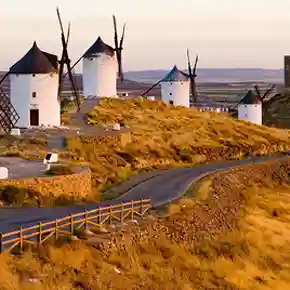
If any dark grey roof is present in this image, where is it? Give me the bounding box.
[84,37,115,57]
[162,65,189,82]
[41,51,58,70]
[10,41,58,74]
[240,90,262,105]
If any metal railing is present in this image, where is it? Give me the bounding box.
[0,199,151,253]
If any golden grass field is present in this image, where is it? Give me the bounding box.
[0,160,289,289]
[0,98,289,207]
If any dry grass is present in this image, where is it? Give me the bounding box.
[1,98,290,206]
[0,160,289,289]
[69,98,290,199]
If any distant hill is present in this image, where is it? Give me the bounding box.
[0,68,284,97]
[124,68,284,84]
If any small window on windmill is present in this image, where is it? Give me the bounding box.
[32,92,36,98]
[169,100,174,105]
[32,74,36,77]
[170,82,173,85]
[181,82,183,85]
[90,58,93,61]
[169,93,172,96]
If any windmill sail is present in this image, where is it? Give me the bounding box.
[0,88,20,133]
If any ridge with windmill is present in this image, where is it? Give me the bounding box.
[0,8,286,133]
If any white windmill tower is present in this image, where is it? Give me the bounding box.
[9,41,60,128]
[160,65,190,107]
[81,16,126,99]
[238,90,262,125]
[82,37,117,98]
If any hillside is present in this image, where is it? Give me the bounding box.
[2,98,289,207]
[1,159,289,289]
[263,93,290,129]
[82,99,290,198]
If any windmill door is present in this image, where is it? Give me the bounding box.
[30,109,39,126]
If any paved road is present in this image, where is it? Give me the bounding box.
[0,155,287,234]
[0,157,47,179]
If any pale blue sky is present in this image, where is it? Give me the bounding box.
[1,0,290,71]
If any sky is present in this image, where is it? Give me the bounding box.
[1,0,290,72]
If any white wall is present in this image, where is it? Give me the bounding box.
[238,104,262,125]
[10,73,60,128]
[82,53,117,98]
[161,81,190,107]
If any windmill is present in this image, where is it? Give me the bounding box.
[56,7,81,111]
[64,14,126,84]
[141,50,199,102]
[187,49,198,105]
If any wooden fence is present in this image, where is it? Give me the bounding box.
[0,199,151,254]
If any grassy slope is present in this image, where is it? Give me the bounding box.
[82,98,289,198]
[1,162,290,289]
[1,98,289,206]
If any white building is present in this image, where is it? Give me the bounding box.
[10,41,60,128]
[160,65,190,107]
[238,90,262,125]
[82,37,117,99]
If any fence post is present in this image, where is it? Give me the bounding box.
[38,222,42,246]
[97,207,101,225]
[140,199,143,216]
[19,228,23,252]
[120,203,124,223]
[70,213,74,235]
[84,210,88,231]
[55,219,58,240]
[109,206,112,224]
[131,200,134,220]
[0,232,3,254]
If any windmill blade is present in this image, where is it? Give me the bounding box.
[56,7,65,37]
[261,84,275,101]
[119,23,126,49]
[192,54,198,76]
[254,84,262,100]
[113,15,119,50]
[187,49,193,76]
[0,71,10,87]
[112,15,125,82]
[187,49,197,103]
[141,79,162,96]
[118,23,126,81]
[66,22,71,46]
[56,7,80,111]
[57,52,65,99]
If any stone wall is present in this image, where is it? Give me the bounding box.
[0,166,91,199]
[78,130,132,148]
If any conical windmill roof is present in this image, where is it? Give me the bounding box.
[240,90,262,105]
[162,65,189,82]
[10,41,58,74]
[84,36,115,57]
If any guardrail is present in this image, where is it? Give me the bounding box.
[0,199,151,253]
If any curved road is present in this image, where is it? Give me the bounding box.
[0,155,288,234]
